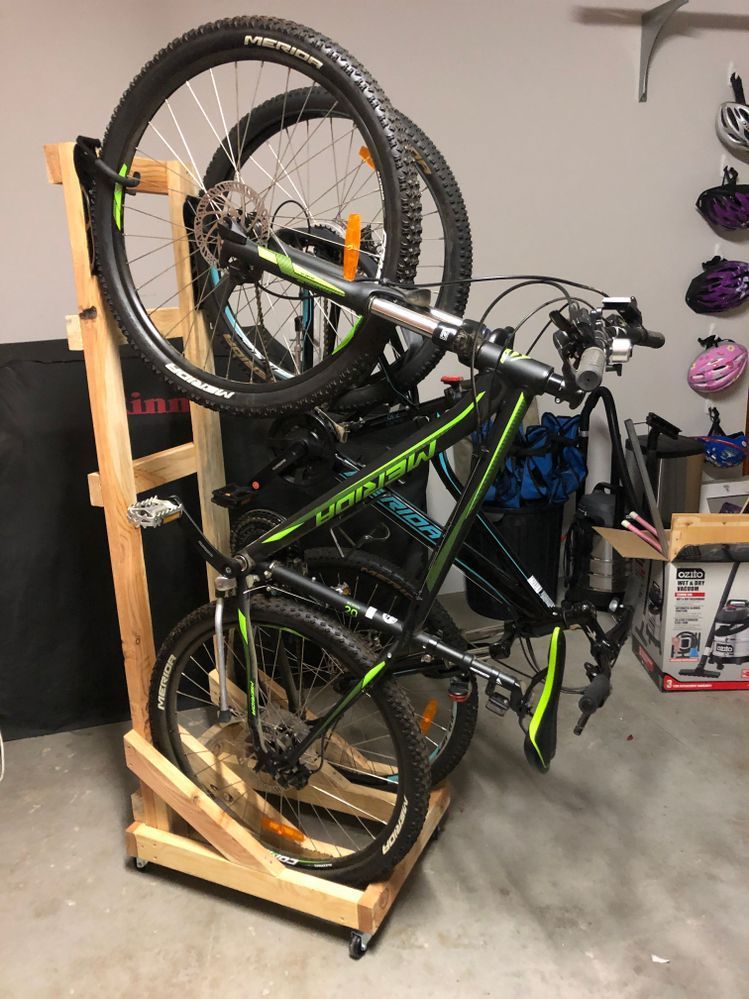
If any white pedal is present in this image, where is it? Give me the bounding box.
[127,496,183,529]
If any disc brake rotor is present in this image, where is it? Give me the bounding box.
[193,181,271,266]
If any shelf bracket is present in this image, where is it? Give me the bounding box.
[639,0,689,102]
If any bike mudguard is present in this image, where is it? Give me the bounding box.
[524,628,566,773]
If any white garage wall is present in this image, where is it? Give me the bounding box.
[3,0,747,590]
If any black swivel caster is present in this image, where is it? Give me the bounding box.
[349,931,371,959]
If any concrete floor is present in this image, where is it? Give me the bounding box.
[1,611,748,998]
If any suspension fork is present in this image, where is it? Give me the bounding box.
[236,581,268,755]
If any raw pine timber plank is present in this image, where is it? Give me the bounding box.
[124,730,280,872]
[167,161,230,589]
[66,307,182,350]
[45,144,169,194]
[48,141,170,833]
[357,784,450,934]
[125,821,365,928]
[87,442,198,507]
[125,783,451,935]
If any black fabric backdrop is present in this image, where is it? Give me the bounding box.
[0,340,426,739]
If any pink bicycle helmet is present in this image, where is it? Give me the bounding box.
[687,336,748,395]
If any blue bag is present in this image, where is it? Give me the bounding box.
[480,413,586,507]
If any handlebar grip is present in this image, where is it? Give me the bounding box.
[631,326,665,349]
[573,672,611,736]
[575,346,606,391]
[578,673,611,715]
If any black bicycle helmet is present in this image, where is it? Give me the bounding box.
[697,167,749,230]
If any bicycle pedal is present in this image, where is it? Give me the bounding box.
[448,678,470,702]
[211,483,259,509]
[485,691,511,716]
[127,496,183,528]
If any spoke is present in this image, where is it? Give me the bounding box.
[148,118,202,193]
[187,79,240,177]
[267,69,291,222]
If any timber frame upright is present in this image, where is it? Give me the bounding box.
[45,141,449,956]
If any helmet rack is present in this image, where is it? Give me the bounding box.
[45,140,449,957]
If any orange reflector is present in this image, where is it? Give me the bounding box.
[359,145,375,169]
[419,698,439,736]
[261,816,305,844]
[342,212,362,281]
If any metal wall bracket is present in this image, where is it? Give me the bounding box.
[639,0,689,102]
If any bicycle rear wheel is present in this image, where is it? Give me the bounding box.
[94,16,420,417]
[149,595,430,884]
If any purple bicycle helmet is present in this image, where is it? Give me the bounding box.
[697,408,749,468]
[688,335,748,394]
[716,73,749,153]
[685,256,749,314]
[697,167,749,230]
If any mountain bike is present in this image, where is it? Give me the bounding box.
[94,16,665,884]
[128,267,664,883]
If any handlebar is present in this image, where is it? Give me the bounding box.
[576,346,607,391]
[629,325,665,350]
[573,672,611,735]
[218,229,665,401]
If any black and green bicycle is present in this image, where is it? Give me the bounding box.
[91,17,665,886]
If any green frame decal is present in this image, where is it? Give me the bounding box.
[260,393,485,545]
[113,164,129,230]
[425,393,528,589]
[258,246,345,297]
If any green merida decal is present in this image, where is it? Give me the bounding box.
[261,393,486,545]
[360,659,387,688]
[528,626,561,768]
[258,245,344,297]
[318,659,386,732]
[425,394,528,589]
[113,164,128,230]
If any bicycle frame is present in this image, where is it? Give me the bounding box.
[224,370,619,777]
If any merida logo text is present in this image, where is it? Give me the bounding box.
[244,35,323,68]
[316,442,436,526]
[164,362,235,399]
[376,494,443,541]
[382,797,409,854]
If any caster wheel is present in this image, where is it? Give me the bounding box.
[349,931,368,960]
[430,824,443,844]
[133,857,149,871]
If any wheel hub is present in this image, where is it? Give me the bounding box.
[193,181,270,266]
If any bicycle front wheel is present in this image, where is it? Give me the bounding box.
[94,16,421,417]
[149,595,430,884]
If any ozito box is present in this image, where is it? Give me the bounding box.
[596,514,749,692]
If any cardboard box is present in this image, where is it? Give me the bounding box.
[596,515,749,692]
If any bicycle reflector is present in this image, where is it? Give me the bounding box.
[261,816,305,844]
[358,145,375,169]
[343,212,362,281]
[419,698,439,736]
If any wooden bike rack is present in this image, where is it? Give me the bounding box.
[45,141,449,955]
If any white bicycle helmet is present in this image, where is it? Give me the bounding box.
[717,73,749,153]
